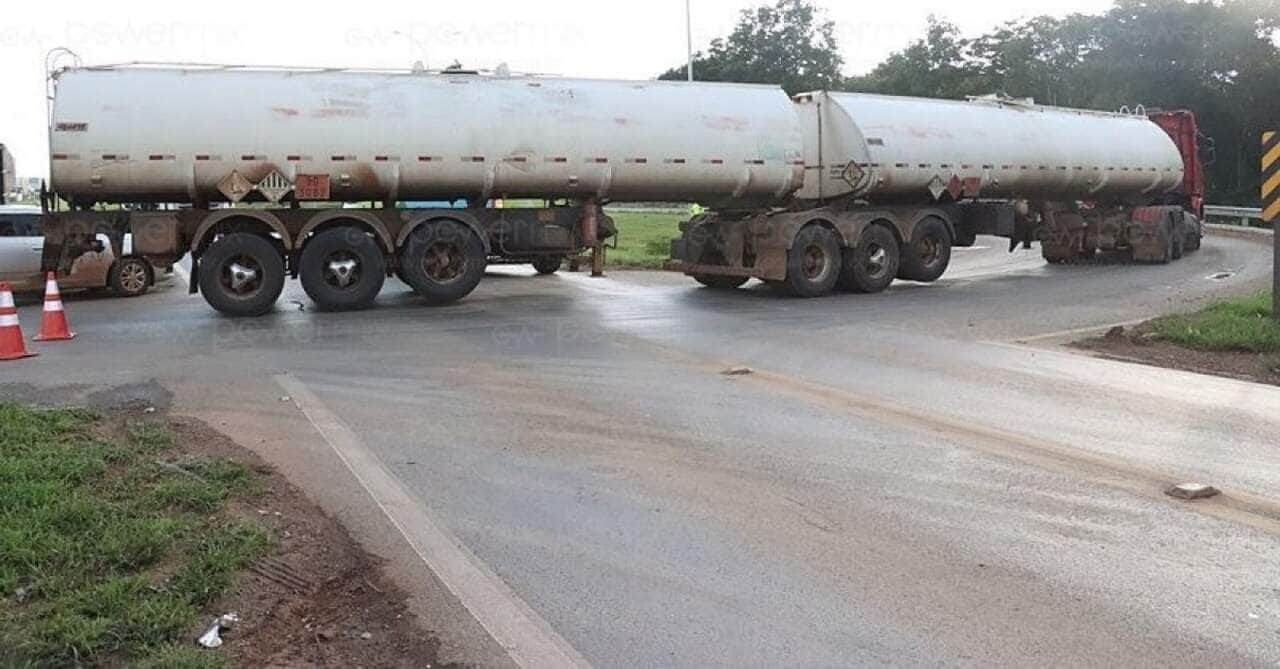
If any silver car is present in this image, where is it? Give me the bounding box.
[0,204,154,296]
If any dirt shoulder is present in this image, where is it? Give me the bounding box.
[1075,323,1280,387]
[168,415,456,668]
[1,404,458,668]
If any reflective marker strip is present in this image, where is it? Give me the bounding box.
[44,300,63,312]
[1265,131,1279,223]
[0,314,19,327]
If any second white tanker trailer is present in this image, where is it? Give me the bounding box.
[670,91,1205,295]
[36,60,1204,315]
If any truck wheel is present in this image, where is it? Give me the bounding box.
[198,233,286,317]
[109,256,153,297]
[1171,222,1185,260]
[838,224,900,293]
[532,255,564,275]
[897,217,951,282]
[693,274,749,289]
[785,225,842,297]
[299,228,386,311]
[400,220,486,304]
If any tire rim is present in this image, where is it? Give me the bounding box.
[918,236,940,264]
[801,244,830,280]
[324,251,361,290]
[119,261,148,293]
[863,243,889,278]
[221,255,263,297]
[423,241,467,284]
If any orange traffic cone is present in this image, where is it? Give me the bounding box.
[34,272,76,342]
[0,282,37,360]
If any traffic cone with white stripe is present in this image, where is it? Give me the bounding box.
[34,272,76,342]
[0,282,37,360]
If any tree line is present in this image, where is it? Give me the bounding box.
[659,0,1280,205]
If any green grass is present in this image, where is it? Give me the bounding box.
[606,210,689,269]
[1152,291,1280,353]
[0,405,269,668]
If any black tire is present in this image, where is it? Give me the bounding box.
[299,228,387,311]
[1170,220,1185,260]
[532,255,564,275]
[838,224,900,293]
[198,233,286,317]
[1186,231,1202,251]
[897,217,952,282]
[785,224,842,297]
[692,274,749,289]
[399,220,487,305]
[109,256,152,297]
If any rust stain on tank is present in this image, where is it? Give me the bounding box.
[342,162,384,193]
[238,162,283,184]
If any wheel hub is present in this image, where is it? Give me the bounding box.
[801,245,828,280]
[228,262,259,293]
[865,244,888,276]
[326,258,359,288]
[424,242,466,283]
[120,262,147,292]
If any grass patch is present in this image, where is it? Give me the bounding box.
[606,210,689,269]
[1152,291,1280,353]
[0,404,269,667]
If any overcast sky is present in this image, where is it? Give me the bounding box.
[1,0,1114,178]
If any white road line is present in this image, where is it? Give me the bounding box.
[274,374,590,669]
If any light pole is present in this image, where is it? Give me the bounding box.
[686,0,694,82]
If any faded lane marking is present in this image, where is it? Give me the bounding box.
[275,373,591,669]
[1006,318,1149,344]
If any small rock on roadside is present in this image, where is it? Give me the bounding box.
[1166,483,1221,500]
[722,366,754,376]
[360,632,373,640]
[1104,326,1126,339]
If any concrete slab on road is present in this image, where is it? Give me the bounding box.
[1,234,1277,666]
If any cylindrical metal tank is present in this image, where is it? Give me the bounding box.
[794,91,1185,204]
[49,67,804,207]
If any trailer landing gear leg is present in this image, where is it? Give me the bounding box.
[591,243,606,278]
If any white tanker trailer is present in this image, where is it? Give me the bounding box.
[669,90,1205,294]
[36,60,1205,314]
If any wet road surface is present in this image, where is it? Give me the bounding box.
[3,233,1278,666]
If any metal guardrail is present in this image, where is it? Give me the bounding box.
[1203,204,1265,226]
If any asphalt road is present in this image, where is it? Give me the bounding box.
[3,232,1279,667]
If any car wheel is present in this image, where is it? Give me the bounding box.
[109,256,153,297]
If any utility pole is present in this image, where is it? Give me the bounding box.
[1265,131,1279,320]
[686,0,694,82]
[391,30,430,71]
